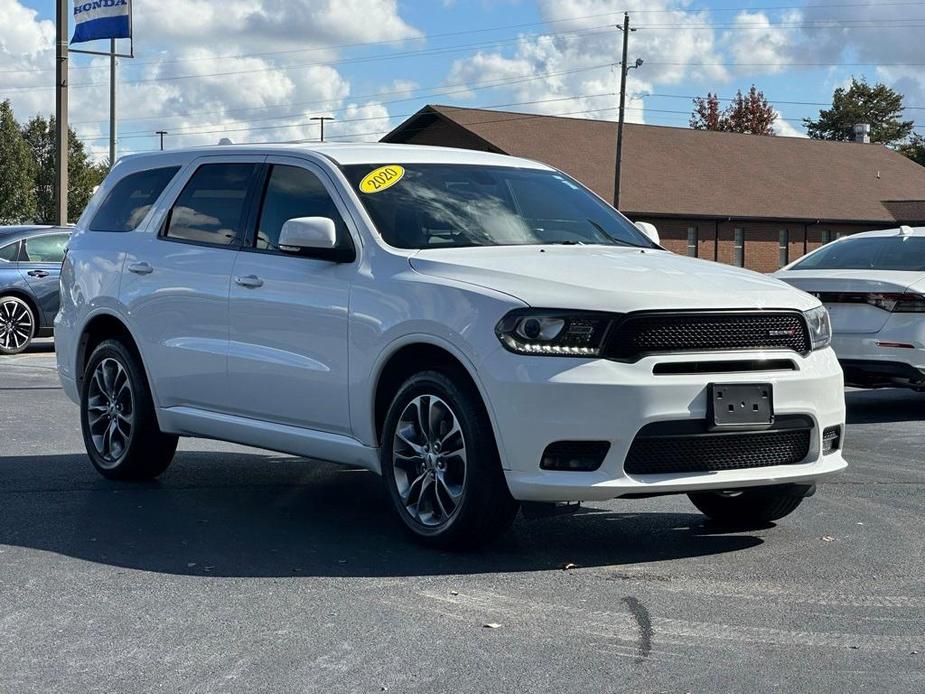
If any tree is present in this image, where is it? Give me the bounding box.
[21,114,106,224]
[804,78,913,146]
[690,92,723,131]
[898,133,925,167]
[0,100,37,224]
[724,86,777,136]
[690,86,777,135]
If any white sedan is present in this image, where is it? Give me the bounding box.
[775,226,925,390]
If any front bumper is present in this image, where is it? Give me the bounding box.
[479,347,847,502]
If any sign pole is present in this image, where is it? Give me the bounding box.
[110,38,117,165]
[55,0,69,226]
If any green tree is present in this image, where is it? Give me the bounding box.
[0,100,37,224]
[898,133,925,167]
[21,114,105,224]
[691,86,777,135]
[804,78,913,146]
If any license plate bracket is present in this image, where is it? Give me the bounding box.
[708,383,774,430]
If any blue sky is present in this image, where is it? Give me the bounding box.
[4,1,924,158]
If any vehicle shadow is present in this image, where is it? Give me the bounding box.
[0,452,762,577]
[846,387,925,424]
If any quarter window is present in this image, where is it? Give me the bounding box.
[89,166,180,232]
[256,165,349,252]
[166,163,257,246]
[0,241,19,262]
[23,234,69,263]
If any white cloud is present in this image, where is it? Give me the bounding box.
[442,0,729,125]
[0,0,421,160]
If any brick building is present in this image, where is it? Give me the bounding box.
[382,105,925,272]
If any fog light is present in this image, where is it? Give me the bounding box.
[822,426,841,455]
[540,441,610,471]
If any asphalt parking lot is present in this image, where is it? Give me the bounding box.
[1,344,923,693]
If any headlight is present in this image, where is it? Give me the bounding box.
[804,305,832,350]
[496,310,613,357]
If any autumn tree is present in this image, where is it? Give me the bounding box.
[691,86,777,135]
[0,100,36,224]
[804,78,913,146]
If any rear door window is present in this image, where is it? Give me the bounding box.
[22,234,69,263]
[89,166,181,232]
[165,163,257,247]
[0,241,19,262]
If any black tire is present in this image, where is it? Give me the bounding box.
[0,295,36,355]
[380,369,519,549]
[80,338,178,480]
[688,484,806,527]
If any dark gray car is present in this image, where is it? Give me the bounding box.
[0,226,71,355]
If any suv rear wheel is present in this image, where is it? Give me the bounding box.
[380,369,519,548]
[688,485,806,527]
[80,339,178,480]
[0,296,35,355]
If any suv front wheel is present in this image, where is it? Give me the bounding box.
[380,370,519,549]
[80,339,178,480]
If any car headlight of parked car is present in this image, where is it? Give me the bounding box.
[495,309,613,356]
[804,305,832,350]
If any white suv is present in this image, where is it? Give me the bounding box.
[56,143,847,547]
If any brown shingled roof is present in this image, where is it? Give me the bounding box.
[383,105,925,224]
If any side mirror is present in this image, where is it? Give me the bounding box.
[634,221,660,245]
[279,217,337,251]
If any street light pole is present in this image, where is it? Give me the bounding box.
[55,0,69,225]
[156,131,168,150]
[311,116,335,142]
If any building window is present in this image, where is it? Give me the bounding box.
[836,231,845,240]
[733,228,745,267]
[821,230,832,245]
[778,229,790,267]
[687,226,698,257]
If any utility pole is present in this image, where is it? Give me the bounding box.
[613,12,642,211]
[156,131,168,150]
[55,0,69,226]
[109,38,117,165]
[311,116,335,142]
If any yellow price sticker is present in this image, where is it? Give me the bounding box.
[359,165,405,194]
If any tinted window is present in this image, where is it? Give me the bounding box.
[23,234,68,263]
[89,166,180,232]
[342,164,654,250]
[791,236,925,271]
[166,163,256,246]
[256,165,349,252]
[0,241,19,262]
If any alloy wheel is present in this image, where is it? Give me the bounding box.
[392,394,467,528]
[86,357,135,466]
[0,298,34,353]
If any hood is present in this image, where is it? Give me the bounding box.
[410,245,818,312]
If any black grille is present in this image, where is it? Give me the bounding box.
[605,311,810,361]
[625,421,811,475]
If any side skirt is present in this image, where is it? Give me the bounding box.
[158,406,381,474]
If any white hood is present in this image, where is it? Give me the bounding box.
[410,246,818,313]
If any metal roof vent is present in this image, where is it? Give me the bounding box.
[853,123,871,143]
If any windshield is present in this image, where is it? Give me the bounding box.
[791,236,925,271]
[342,163,656,250]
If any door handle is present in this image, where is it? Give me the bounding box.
[128,261,154,275]
[234,274,264,288]
[27,270,50,278]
